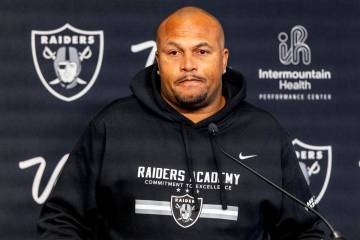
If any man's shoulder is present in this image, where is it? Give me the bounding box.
[236,101,286,133]
[91,95,141,125]
[240,102,280,122]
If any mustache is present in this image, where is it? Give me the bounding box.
[175,74,206,84]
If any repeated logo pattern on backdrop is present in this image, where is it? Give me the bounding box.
[1,2,359,239]
[18,24,350,236]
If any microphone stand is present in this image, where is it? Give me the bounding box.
[208,123,345,240]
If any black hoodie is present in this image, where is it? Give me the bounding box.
[38,65,324,239]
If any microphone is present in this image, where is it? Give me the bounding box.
[208,123,345,240]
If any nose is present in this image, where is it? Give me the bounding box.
[180,53,197,72]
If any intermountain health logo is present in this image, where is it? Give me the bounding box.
[31,23,104,102]
[258,25,333,102]
[278,25,311,65]
[292,139,332,204]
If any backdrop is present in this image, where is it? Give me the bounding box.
[0,0,359,239]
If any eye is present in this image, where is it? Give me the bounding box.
[197,49,209,55]
[168,50,180,56]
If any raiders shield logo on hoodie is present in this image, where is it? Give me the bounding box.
[171,194,203,228]
[31,23,104,102]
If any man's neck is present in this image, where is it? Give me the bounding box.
[162,95,226,123]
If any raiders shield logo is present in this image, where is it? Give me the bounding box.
[171,194,203,228]
[292,139,332,204]
[31,23,104,102]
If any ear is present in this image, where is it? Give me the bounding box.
[222,48,229,73]
[155,51,161,73]
[155,50,159,63]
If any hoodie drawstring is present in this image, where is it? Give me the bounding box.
[180,125,200,211]
[180,124,228,211]
[209,124,228,210]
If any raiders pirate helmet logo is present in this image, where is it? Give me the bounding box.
[45,46,91,89]
[171,194,203,228]
[31,23,104,102]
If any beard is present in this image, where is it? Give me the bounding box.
[171,74,209,109]
[173,90,208,109]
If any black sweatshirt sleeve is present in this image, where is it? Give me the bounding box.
[37,120,105,239]
[269,131,325,240]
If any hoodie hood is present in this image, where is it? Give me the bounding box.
[130,64,246,127]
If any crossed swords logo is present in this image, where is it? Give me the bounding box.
[307,161,320,176]
[43,46,92,61]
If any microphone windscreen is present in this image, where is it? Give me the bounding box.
[208,123,219,135]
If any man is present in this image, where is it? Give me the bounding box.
[38,6,324,239]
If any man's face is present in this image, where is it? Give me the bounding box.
[156,16,228,109]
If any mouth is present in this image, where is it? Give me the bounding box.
[175,75,205,86]
[177,79,204,88]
